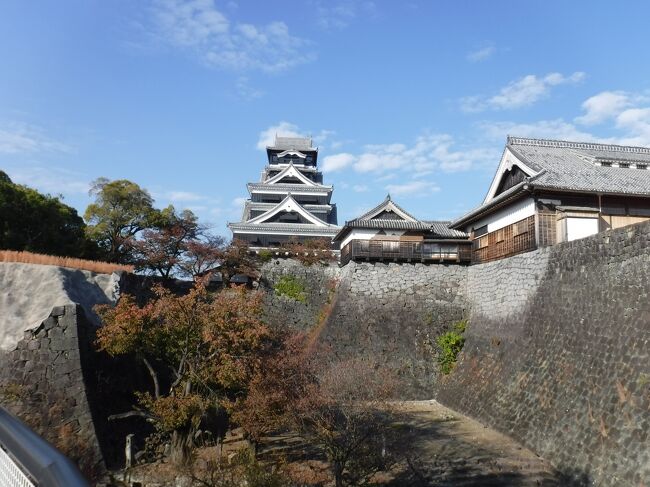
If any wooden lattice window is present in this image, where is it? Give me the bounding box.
[474,235,488,249]
[513,220,528,236]
[495,228,505,243]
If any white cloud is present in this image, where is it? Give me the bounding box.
[256,121,303,150]
[316,0,376,30]
[6,166,90,195]
[615,107,650,146]
[352,184,369,192]
[467,45,495,62]
[461,71,586,112]
[575,91,631,125]
[322,152,356,172]
[478,89,650,147]
[324,133,492,175]
[231,196,247,207]
[385,180,440,197]
[168,190,205,202]
[256,122,333,151]
[234,76,264,100]
[0,123,71,154]
[151,0,314,72]
[479,119,598,142]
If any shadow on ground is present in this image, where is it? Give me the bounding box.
[257,401,593,486]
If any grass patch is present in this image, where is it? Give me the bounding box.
[436,320,467,374]
[274,275,307,303]
[0,250,133,274]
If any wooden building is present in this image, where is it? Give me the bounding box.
[334,195,471,265]
[228,136,340,248]
[450,137,650,263]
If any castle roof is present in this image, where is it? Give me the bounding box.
[451,136,650,228]
[267,136,315,151]
[334,195,467,241]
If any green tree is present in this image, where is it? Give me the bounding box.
[0,171,97,257]
[84,178,157,262]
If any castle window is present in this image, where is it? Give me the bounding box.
[513,220,528,236]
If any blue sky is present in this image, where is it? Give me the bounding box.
[3,0,650,236]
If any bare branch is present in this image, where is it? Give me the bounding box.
[108,410,156,422]
[142,357,161,399]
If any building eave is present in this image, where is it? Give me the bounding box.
[450,182,531,229]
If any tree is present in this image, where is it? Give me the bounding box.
[281,237,336,266]
[0,171,97,257]
[95,283,273,465]
[178,235,226,279]
[84,178,157,263]
[233,333,316,450]
[128,206,202,278]
[295,359,399,487]
[218,239,260,285]
[236,339,399,487]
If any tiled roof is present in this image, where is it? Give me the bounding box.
[344,219,466,237]
[355,194,420,221]
[423,221,470,238]
[451,137,650,228]
[247,182,332,192]
[508,136,650,195]
[269,136,314,151]
[228,222,340,234]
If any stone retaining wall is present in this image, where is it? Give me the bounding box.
[320,261,469,398]
[0,304,105,479]
[438,221,650,486]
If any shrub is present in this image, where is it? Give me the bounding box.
[436,320,467,374]
[274,275,307,303]
[257,249,273,263]
[281,238,335,266]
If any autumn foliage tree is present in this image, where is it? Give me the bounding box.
[95,283,273,465]
[127,206,203,278]
[236,338,399,487]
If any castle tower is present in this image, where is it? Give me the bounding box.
[228,136,340,248]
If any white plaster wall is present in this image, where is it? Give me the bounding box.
[341,229,379,248]
[472,197,535,233]
[566,217,599,241]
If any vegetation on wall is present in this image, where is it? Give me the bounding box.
[436,320,467,374]
[281,238,335,266]
[274,275,307,303]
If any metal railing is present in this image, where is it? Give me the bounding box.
[0,407,89,487]
[340,239,472,265]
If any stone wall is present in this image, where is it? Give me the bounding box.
[437,221,650,487]
[260,258,341,331]
[0,304,105,479]
[299,221,650,486]
[319,261,469,398]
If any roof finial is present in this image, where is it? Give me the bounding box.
[386,193,391,201]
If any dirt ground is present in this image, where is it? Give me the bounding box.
[122,400,574,486]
